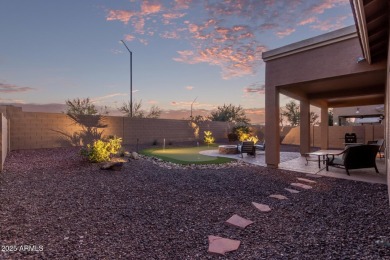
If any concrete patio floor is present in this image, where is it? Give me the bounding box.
[200,150,387,185]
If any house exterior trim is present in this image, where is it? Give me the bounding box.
[262,26,357,62]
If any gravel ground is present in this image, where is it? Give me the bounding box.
[0,147,389,259]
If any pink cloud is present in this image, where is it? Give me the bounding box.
[174,0,192,10]
[259,23,278,30]
[174,43,266,79]
[243,87,265,94]
[276,28,296,38]
[160,31,180,39]
[106,10,135,24]
[185,86,194,90]
[141,1,163,15]
[0,98,25,104]
[311,15,348,31]
[124,34,135,41]
[148,100,158,104]
[163,12,186,20]
[170,100,216,109]
[91,93,128,103]
[309,0,349,15]
[298,17,317,26]
[0,83,35,93]
[134,17,145,33]
[106,0,352,80]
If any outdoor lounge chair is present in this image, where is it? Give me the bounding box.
[326,144,380,175]
[255,141,265,151]
[367,139,385,159]
[238,141,255,158]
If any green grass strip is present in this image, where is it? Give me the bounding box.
[140,145,235,165]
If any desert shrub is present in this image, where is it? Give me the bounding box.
[81,136,122,162]
[232,124,260,143]
[247,135,259,144]
[204,131,215,146]
[232,124,250,141]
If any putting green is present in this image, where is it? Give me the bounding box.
[141,145,234,165]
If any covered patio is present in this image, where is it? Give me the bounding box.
[201,148,386,184]
[262,0,389,196]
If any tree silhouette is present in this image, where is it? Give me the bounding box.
[208,104,250,124]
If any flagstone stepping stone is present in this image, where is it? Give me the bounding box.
[252,202,272,212]
[225,214,253,229]
[285,188,300,194]
[208,235,240,256]
[306,173,322,178]
[269,194,288,200]
[291,182,313,190]
[297,177,317,184]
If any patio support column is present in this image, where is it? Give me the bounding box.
[300,99,310,154]
[265,85,280,168]
[320,105,329,149]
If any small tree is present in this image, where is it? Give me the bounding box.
[279,107,285,127]
[65,98,98,116]
[328,109,334,126]
[203,131,215,146]
[208,104,250,124]
[118,100,162,118]
[189,115,207,140]
[281,100,300,126]
[310,112,319,125]
[147,105,162,119]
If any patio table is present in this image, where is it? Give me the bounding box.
[305,150,343,168]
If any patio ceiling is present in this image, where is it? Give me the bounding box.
[279,68,387,108]
[351,0,389,64]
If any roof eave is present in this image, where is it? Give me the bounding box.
[350,0,372,64]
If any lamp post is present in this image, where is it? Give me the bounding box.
[190,97,198,119]
[120,40,133,117]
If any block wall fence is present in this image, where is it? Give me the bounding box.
[0,106,235,150]
[0,105,384,170]
[282,125,385,149]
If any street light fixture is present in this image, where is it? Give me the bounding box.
[190,97,198,119]
[120,40,133,117]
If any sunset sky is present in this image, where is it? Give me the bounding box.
[0,0,354,123]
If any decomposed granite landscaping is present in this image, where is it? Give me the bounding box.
[1,147,390,259]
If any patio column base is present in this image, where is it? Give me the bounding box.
[267,163,278,169]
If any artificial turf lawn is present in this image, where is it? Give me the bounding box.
[140,145,235,165]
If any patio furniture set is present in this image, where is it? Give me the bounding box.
[305,136,385,175]
[218,141,265,158]
[219,134,384,176]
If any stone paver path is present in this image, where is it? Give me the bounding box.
[225,214,254,229]
[284,188,300,193]
[208,236,241,256]
[269,194,288,200]
[290,182,313,189]
[208,174,320,256]
[252,202,272,212]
